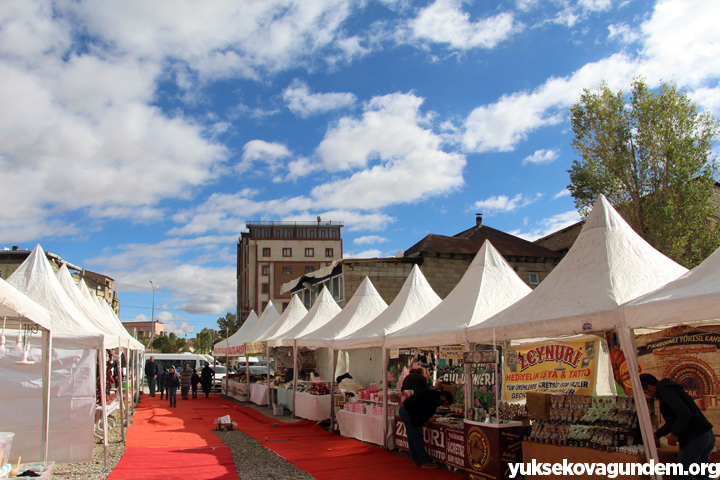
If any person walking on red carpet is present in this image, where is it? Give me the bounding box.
[165,365,180,407]
[158,367,168,400]
[191,368,200,399]
[145,355,159,397]
[180,362,193,400]
[200,362,215,399]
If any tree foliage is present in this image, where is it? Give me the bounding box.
[194,328,214,355]
[568,77,720,268]
[216,312,239,337]
[143,332,189,353]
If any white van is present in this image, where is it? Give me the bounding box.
[145,353,211,373]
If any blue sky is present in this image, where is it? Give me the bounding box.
[2,0,719,338]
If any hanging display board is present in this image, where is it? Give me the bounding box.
[246,342,264,354]
[607,325,720,436]
[440,345,464,360]
[503,338,599,401]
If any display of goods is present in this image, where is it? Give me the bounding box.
[308,382,331,395]
[525,394,648,453]
[343,402,366,414]
[499,401,528,421]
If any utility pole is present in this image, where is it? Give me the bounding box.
[148,281,158,353]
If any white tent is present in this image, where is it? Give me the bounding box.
[80,280,143,351]
[297,277,388,349]
[0,276,53,462]
[267,286,341,348]
[386,240,532,348]
[465,195,688,343]
[332,265,442,350]
[214,310,259,356]
[255,295,308,342]
[4,245,109,463]
[622,243,720,329]
[245,301,281,344]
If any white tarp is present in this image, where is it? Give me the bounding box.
[245,301,281,343]
[267,286,341,347]
[622,244,720,329]
[465,195,688,343]
[0,276,52,330]
[386,240,532,348]
[333,264,442,350]
[298,276,388,348]
[257,295,308,342]
[214,310,259,356]
[82,282,143,351]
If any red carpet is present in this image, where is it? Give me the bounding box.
[110,393,463,480]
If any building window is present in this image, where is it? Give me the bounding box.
[305,248,314,257]
[261,301,268,312]
[283,266,292,275]
[262,283,270,293]
[529,272,540,285]
[306,266,314,274]
[325,248,333,257]
[283,248,292,257]
[262,248,271,257]
[262,265,270,275]
[282,302,289,312]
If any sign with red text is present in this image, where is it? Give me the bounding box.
[503,338,598,401]
[395,417,465,469]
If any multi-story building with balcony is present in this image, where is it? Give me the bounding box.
[237,220,343,324]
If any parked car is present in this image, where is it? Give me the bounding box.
[235,364,274,376]
[212,365,227,392]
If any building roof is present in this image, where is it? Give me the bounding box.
[404,223,563,259]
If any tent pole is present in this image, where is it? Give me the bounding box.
[267,343,274,409]
[117,347,126,443]
[246,348,250,401]
[464,340,471,420]
[616,324,662,480]
[99,346,109,469]
[292,341,298,419]
[40,328,52,463]
[382,344,389,449]
[329,348,337,432]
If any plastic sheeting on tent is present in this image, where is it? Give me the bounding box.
[386,240,531,348]
[255,295,308,342]
[465,195,688,343]
[332,265,441,350]
[267,287,341,348]
[622,244,720,329]
[5,245,107,463]
[214,310,259,356]
[298,277,388,349]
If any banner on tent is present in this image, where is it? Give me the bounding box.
[608,325,720,436]
[503,338,598,401]
[246,342,263,354]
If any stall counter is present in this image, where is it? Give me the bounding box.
[394,416,465,469]
[250,383,269,406]
[336,410,385,446]
[294,392,331,422]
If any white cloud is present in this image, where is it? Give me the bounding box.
[471,193,543,213]
[283,79,356,117]
[553,189,571,200]
[522,149,559,165]
[344,249,383,259]
[353,235,389,245]
[510,210,582,241]
[164,320,195,337]
[578,0,612,12]
[409,0,522,50]
[237,140,291,174]
[608,23,640,44]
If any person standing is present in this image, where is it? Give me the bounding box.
[401,368,429,392]
[200,362,215,399]
[191,368,200,399]
[641,374,716,480]
[165,366,180,407]
[180,362,193,400]
[158,367,168,400]
[145,355,159,397]
[398,388,453,469]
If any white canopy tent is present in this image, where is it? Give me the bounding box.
[386,240,532,348]
[255,295,307,343]
[213,310,259,357]
[465,195,688,473]
[0,276,53,463]
[245,301,281,344]
[4,245,111,464]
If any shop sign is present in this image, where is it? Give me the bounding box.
[395,417,465,469]
[390,348,399,359]
[440,345,464,360]
[503,338,598,401]
[464,423,523,479]
[246,342,264,354]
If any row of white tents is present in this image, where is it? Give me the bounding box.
[215,195,720,466]
[0,246,144,466]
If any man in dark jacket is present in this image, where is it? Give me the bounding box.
[399,388,453,469]
[401,369,429,392]
[641,374,715,480]
[145,356,160,396]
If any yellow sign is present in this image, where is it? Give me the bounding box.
[390,348,399,359]
[440,345,464,360]
[246,342,264,354]
[503,338,598,401]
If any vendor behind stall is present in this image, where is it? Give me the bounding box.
[398,388,453,469]
[401,368,429,392]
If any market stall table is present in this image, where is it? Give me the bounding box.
[273,386,294,412]
[336,410,385,446]
[250,384,269,406]
[294,392,331,422]
[395,416,466,470]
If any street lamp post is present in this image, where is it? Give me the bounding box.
[148,281,158,353]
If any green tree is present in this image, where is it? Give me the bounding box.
[216,312,239,337]
[195,328,213,354]
[568,77,720,268]
[142,332,189,353]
